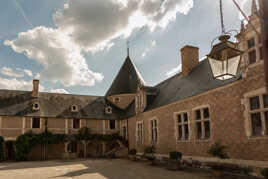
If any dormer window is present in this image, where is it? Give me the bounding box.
[114,97,120,103]
[71,105,78,112]
[105,106,112,114]
[32,102,40,111]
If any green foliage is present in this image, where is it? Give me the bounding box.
[15,127,127,161]
[144,145,156,154]
[169,151,182,161]
[0,136,4,161]
[208,142,229,159]
[129,149,137,155]
[261,168,268,178]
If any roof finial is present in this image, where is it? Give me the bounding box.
[251,0,258,15]
[127,40,130,57]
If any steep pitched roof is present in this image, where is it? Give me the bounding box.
[105,56,145,96]
[0,90,122,120]
[146,59,241,111]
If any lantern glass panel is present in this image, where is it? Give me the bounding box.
[227,55,240,76]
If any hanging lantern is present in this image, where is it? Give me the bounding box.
[207,35,242,80]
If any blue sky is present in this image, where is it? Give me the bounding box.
[0,0,253,96]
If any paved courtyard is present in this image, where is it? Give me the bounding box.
[0,159,223,179]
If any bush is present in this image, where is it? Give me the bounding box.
[208,142,229,159]
[169,151,182,161]
[129,149,137,155]
[261,168,268,178]
[144,146,155,154]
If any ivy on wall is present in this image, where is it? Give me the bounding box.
[15,127,128,161]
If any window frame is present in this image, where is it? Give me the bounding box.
[174,111,191,142]
[136,121,143,145]
[31,117,41,129]
[149,117,158,145]
[244,88,268,138]
[72,118,80,129]
[192,106,211,141]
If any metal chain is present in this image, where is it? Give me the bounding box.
[220,0,226,34]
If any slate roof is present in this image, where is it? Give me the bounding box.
[146,59,241,110]
[105,56,145,96]
[0,90,121,120]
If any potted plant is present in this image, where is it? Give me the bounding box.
[207,142,229,177]
[166,151,182,170]
[144,145,156,165]
[261,168,268,179]
[128,149,137,161]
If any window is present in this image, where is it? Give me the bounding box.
[114,97,120,103]
[32,118,40,129]
[260,47,263,60]
[176,113,189,141]
[32,102,40,111]
[71,105,78,112]
[249,50,257,64]
[105,106,112,114]
[151,119,158,144]
[122,126,127,139]
[248,38,255,49]
[109,120,115,129]
[248,95,268,137]
[194,107,211,140]
[73,119,80,129]
[137,122,143,144]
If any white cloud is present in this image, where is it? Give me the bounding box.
[4,27,104,87]
[0,67,24,78]
[142,40,156,58]
[53,0,193,52]
[166,64,182,77]
[5,0,193,88]
[0,77,45,91]
[49,88,70,94]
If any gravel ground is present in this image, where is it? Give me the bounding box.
[0,159,247,179]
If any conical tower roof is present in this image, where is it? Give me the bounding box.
[105,56,145,96]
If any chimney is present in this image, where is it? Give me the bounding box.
[32,79,39,97]
[180,45,199,76]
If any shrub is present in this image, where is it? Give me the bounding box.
[261,168,268,178]
[208,142,229,159]
[129,149,137,155]
[169,151,182,161]
[144,146,156,154]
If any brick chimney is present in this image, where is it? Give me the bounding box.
[180,45,199,76]
[32,79,39,97]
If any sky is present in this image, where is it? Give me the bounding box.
[0,0,254,96]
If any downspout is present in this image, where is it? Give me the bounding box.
[259,0,268,91]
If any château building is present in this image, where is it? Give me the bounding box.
[0,1,267,161]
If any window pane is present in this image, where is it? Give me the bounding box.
[204,121,210,139]
[184,124,189,140]
[196,122,202,139]
[110,120,115,129]
[251,113,262,136]
[32,118,40,128]
[196,110,201,120]
[183,113,188,122]
[249,50,256,64]
[265,112,268,135]
[250,96,260,110]
[203,108,210,118]
[177,115,182,123]
[178,125,182,140]
[73,119,80,129]
[248,38,255,48]
[263,95,268,108]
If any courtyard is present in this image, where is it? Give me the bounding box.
[0,159,238,179]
